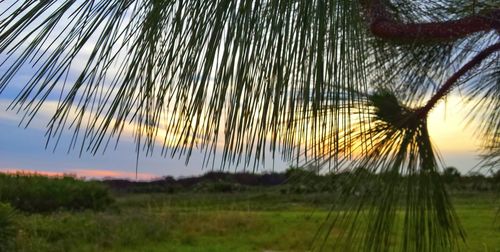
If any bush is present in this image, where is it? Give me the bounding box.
[194,181,245,193]
[0,173,114,213]
[0,203,17,251]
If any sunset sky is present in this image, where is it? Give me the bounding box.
[0,1,489,180]
[0,91,485,180]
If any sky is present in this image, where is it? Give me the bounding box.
[0,92,485,180]
[0,1,489,180]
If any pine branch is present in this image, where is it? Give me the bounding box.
[365,0,500,41]
[418,42,500,116]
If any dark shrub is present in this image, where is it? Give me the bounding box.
[194,181,245,193]
[0,173,113,213]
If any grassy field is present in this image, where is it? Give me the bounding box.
[9,190,499,252]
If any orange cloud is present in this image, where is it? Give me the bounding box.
[70,169,156,180]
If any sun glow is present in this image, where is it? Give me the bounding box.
[427,94,480,153]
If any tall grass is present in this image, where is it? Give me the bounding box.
[0,203,17,251]
[0,173,113,213]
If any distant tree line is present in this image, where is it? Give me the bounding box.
[102,171,287,194]
[101,166,499,194]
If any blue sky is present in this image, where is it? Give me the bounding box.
[0,94,288,179]
[0,108,288,179]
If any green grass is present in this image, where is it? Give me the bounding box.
[0,203,17,251]
[9,191,500,251]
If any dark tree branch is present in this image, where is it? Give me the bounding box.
[418,42,500,117]
[366,0,500,41]
[364,1,500,119]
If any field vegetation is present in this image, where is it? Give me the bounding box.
[0,168,498,251]
[0,173,113,213]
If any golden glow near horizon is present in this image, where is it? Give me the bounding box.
[0,92,483,171]
[1,94,482,155]
[427,94,480,154]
